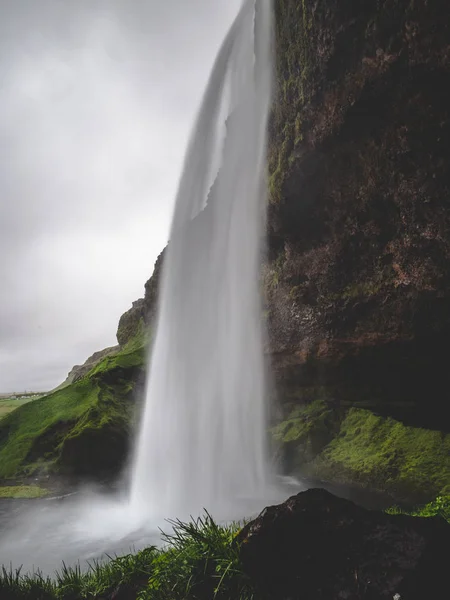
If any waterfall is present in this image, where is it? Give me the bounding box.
[130,0,273,518]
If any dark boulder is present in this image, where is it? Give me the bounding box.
[238,488,449,599]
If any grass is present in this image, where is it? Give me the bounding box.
[0,513,256,600]
[0,486,49,499]
[386,495,450,524]
[0,397,39,419]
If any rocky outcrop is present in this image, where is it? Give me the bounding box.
[116,299,145,347]
[116,250,165,347]
[63,346,119,386]
[238,488,449,600]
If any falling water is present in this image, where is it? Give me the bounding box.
[0,0,305,574]
[130,0,273,518]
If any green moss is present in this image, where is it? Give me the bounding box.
[294,113,304,146]
[263,252,286,293]
[0,485,49,499]
[272,399,332,443]
[311,408,450,500]
[0,333,147,479]
[272,398,339,469]
[269,0,316,203]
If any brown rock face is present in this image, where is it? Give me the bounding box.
[64,346,119,384]
[238,488,449,600]
[266,0,450,427]
[116,249,165,347]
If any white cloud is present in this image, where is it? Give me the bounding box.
[0,0,241,391]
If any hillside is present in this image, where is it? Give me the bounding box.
[0,336,146,480]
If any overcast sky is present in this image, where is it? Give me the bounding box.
[0,0,242,392]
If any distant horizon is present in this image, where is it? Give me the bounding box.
[0,391,47,398]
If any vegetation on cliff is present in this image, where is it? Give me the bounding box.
[387,494,450,521]
[311,408,450,501]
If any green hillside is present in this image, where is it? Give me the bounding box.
[0,339,147,480]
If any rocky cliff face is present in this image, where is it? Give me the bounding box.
[116,249,165,347]
[262,0,450,500]
[266,0,450,411]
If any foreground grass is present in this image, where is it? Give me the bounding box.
[386,495,450,523]
[0,486,49,499]
[0,513,256,600]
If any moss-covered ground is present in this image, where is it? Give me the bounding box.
[0,485,49,499]
[272,398,340,470]
[313,408,450,500]
[275,401,450,502]
[0,338,147,480]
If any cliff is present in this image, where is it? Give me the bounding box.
[265,0,450,500]
[116,249,165,347]
[267,0,450,405]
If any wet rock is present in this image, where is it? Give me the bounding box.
[238,488,449,599]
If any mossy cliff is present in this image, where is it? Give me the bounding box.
[265,0,450,500]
